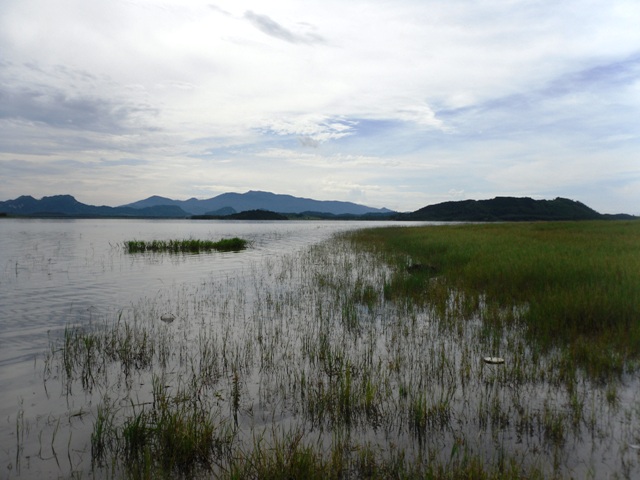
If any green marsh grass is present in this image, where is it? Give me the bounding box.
[350,221,640,379]
[31,221,640,478]
[124,237,248,254]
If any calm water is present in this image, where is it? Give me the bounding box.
[0,218,406,466]
[2,218,638,479]
[0,218,396,367]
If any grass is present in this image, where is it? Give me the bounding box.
[124,237,248,254]
[349,220,640,379]
[28,220,640,478]
[90,377,233,479]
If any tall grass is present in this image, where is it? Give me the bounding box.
[124,237,247,254]
[350,221,640,378]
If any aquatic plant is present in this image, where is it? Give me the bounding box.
[124,237,248,254]
[350,220,640,379]
[30,221,640,478]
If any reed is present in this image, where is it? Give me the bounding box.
[124,237,248,253]
[348,220,640,378]
[91,375,234,478]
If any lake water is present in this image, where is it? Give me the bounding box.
[1,218,397,367]
[0,218,412,476]
[1,218,638,479]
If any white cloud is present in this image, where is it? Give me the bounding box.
[258,115,357,142]
[243,10,325,44]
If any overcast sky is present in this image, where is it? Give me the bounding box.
[1,0,639,213]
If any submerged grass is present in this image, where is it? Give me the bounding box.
[350,220,640,378]
[124,237,248,254]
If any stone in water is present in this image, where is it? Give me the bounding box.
[483,356,505,365]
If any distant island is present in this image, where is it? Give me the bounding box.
[192,209,289,221]
[0,192,635,221]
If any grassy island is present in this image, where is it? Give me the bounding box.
[124,237,248,253]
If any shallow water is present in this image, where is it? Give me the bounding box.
[1,218,638,479]
[0,218,390,366]
[0,218,408,475]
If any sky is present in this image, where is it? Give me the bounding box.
[1,0,639,214]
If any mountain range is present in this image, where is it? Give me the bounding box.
[0,191,635,221]
[0,191,392,218]
[121,190,394,216]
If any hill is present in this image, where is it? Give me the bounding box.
[400,197,613,221]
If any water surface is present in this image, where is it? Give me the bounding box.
[0,218,403,460]
[1,218,637,479]
[1,218,392,366]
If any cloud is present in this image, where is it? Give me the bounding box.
[0,61,157,135]
[298,136,320,148]
[395,105,446,130]
[243,10,324,44]
[207,4,232,17]
[98,158,149,167]
[432,51,640,146]
[0,86,137,133]
[544,52,640,97]
[260,115,357,143]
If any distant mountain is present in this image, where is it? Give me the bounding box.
[206,207,237,216]
[2,194,633,221]
[122,190,394,216]
[0,195,189,218]
[0,192,392,218]
[400,197,618,221]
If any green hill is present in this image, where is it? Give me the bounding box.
[400,197,614,221]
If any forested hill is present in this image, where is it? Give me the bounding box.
[400,197,633,221]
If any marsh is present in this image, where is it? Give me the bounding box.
[1,218,638,479]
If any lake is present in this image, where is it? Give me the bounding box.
[0,218,412,477]
[1,218,637,479]
[1,218,397,366]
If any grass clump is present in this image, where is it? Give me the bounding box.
[92,376,233,479]
[125,237,247,254]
